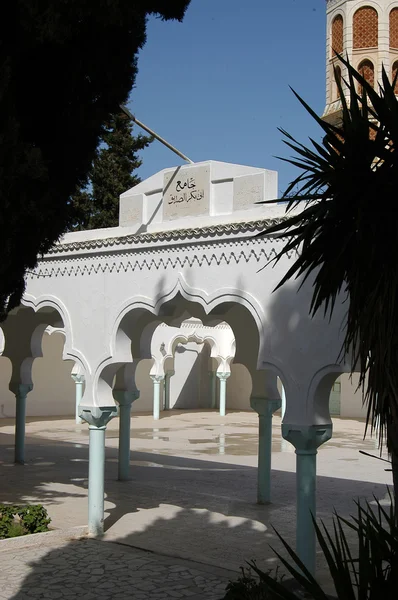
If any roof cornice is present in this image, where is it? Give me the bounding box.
[47,218,285,255]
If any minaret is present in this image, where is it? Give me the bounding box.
[323,0,398,125]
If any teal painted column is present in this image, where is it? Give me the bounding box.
[151,375,164,421]
[71,373,85,425]
[251,397,281,504]
[80,406,118,536]
[14,384,33,465]
[209,371,217,409]
[114,391,138,481]
[282,424,333,575]
[217,372,230,417]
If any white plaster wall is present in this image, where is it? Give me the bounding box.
[0,355,14,418]
[227,363,252,410]
[0,332,75,418]
[131,359,154,412]
[170,342,207,409]
[339,373,367,419]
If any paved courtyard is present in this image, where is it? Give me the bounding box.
[0,530,233,600]
[0,410,393,598]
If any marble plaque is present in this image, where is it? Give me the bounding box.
[233,173,265,211]
[163,165,210,221]
[119,194,143,227]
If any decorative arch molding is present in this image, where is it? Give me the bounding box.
[307,364,345,425]
[108,274,268,370]
[20,293,89,375]
[261,360,291,396]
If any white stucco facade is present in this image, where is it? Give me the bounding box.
[0,160,353,426]
[0,133,366,578]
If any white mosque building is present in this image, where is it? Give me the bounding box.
[0,0,394,575]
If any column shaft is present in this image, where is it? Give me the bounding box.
[251,397,281,505]
[257,413,272,504]
[15,390,27,464]
[153,381,161,420]
[75,381,84,424]
[296,450,317,575]
[282,424,332,576]
[88,425,106,536]
[219,378,227,417]
[118,403,132,481]
[164,373,170,410]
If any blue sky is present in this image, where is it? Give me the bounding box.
[128,0,326,196]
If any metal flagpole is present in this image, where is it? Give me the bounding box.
[120,105,194,164]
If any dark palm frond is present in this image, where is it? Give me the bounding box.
[256,57,398,483]
[237,495,398,600]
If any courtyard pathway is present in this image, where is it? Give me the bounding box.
[0,529,233,600]
[0,411,393,598]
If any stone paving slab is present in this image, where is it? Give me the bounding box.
[0,530,235,600]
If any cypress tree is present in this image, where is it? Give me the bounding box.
[0,0,190,320]
[71,112,152,230]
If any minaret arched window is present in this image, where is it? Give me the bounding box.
[392,60,398,93]
[358,59,375,94]
[353,7,378,49]
[332,15,344,55]
[390,8,398,48]
[334,65,342,99]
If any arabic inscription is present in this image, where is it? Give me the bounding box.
[163,166,210,220]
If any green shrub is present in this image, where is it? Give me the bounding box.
[0,504,51,539]
[6,523,27,538]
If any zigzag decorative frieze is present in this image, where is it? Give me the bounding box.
[29,244,295,279]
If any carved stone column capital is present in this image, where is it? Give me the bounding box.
[216,371,231,381]
[282,423,333,455]
[79,406,118,429]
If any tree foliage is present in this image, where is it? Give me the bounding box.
[0,0,190,320]
[70,112,152,230]
[258,57,398,497]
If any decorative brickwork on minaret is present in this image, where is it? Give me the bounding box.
[353,7,378,48]
[332,15,344,54]
[390,8,398,48]
[323,1,398,126]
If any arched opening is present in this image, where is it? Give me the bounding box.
[331,14,344,55]
[390,8,398,49]
[358,59,375,94]
[353,7,378,49]
[0,304,77,463]
[392,60,398,93]
[148,318,238,413]
[109,293,268,420]
[334,64,342,100]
